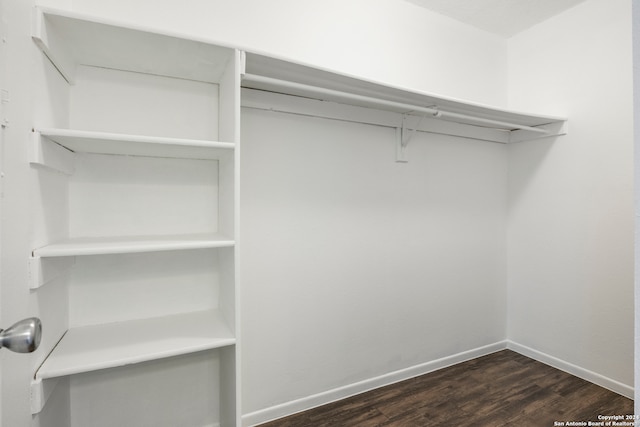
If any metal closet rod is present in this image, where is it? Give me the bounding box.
[242,73,549,135]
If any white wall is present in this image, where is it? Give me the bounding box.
[67,0,508,107]
[240,108,508,421]
[507,0,634,393]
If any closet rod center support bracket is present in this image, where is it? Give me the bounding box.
[396,111,434,163]
[396,127,408,163]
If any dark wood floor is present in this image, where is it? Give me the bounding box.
[259,350,633,427]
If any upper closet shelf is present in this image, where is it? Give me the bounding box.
[32,7,235,84]
[36,128,235,160]
[242,53,568,145]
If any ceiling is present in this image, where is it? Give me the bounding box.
[404,0,588,37]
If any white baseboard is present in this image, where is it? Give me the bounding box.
[242,340,634,426]
[506,340,634,399]
[242,340,508,427]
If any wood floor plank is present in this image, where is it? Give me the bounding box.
[258,350,633,427]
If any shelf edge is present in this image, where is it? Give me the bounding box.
[33,235,236,258]
[37,128,236,150]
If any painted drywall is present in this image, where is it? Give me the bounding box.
[507,0,634,391]
[239,108,508,419]
[69,351,222,427]
[65,0,508,107]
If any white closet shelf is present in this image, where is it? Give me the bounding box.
[35,310,235,381]
[36,128,235,160]
[243,53,567,143]
[33,233,235,258]
[33,6,235,84]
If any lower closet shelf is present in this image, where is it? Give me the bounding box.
[33,233,235,257]
[35,310,236,381]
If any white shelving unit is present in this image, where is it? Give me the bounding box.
[29,6,241,427]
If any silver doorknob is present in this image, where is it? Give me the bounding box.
[0,318,42,353]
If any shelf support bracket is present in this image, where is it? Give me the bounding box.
[32,7,75,84]
[28,256,75,290]
[30,131,75,175]
[30,377,60,415]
